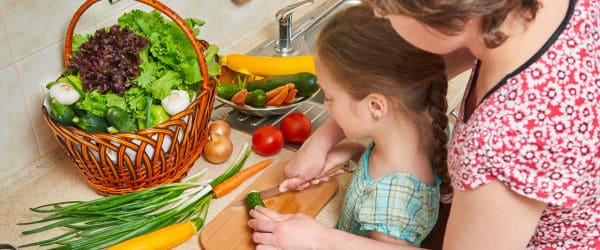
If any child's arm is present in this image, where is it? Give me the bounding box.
[281,140,365,191]
[370,231,415,247]
[280,118,346,191]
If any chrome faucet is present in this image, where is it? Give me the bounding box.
[275,0,314,54]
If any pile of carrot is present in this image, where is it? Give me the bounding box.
[266,83,297,106]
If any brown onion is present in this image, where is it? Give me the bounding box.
[203,134,233,163]
[208,119,231,137]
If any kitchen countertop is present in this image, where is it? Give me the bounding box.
[0,70,469,249]
[0,129,353,250]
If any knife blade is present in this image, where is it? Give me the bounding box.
[229,184,282,207]
[229,160,357,207]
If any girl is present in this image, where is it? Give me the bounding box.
[253,0,599,249]
[249,4,451,248]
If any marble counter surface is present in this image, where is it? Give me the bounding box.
[0,129,352,249]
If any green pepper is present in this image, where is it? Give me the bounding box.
[48,98,76,127]
[148,105,170,128]
[245,89,267,107]
[217,83,241,100]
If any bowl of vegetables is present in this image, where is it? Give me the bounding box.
[216,72,320,117]
[42,1,220,195]
[216,55,321,117]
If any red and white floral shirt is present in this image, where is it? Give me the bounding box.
[448,0,600,249]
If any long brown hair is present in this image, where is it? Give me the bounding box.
[368,0,541,48]
[316,4,451,195]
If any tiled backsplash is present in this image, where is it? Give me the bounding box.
[0,0,323,187]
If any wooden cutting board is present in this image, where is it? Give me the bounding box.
[199,160,339,250]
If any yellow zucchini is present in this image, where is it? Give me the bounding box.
[106,218,203,250]
[224,54,315,77]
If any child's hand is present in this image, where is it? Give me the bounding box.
[281,140,329,191]
[283,119,347,190]
[248,206,329,249]
[280,141,366,192]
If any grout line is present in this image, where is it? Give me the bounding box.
[0,7,16,67]
[0,146,63,200]
[0,6,45,158]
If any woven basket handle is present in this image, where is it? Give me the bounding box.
[63,0,210,89]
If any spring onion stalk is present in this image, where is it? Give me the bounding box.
[18,172,213,250]
[210,142,251,187]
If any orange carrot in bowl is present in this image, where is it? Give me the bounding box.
[231,89,248,105]
[212,159,274,198]
[266,85,288,100]
[283,88,298,105]
[266,88,289,106]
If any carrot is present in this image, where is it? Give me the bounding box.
[266,85,289,100]
[212,159,274,198]
[231,88,248,105]
[106,218,203,250]
[283,88,298,105]
[266,87,289,106]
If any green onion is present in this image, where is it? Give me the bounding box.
[210,142,251,187]
[18,171,213,250]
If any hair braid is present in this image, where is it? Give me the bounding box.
[428,75,452,195]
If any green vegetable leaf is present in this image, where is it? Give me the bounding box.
[71,33,92,54]
[204,45,221,79]
[148,71,181,100]
[185,18,205,35]
[118,10,166,37]
[105,93,127,110]
[135,49,160,88]
[77,90,107,117]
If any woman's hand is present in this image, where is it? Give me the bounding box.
[248,206,330,249]
[280,118,346,192]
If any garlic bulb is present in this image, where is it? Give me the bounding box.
[161,90,191,115]
[49,83,80,105]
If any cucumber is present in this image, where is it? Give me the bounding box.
[217,83,241,100]
[72,115,110,133]
[48,98,76,127]
[246,189,266,211]
[245,89,267,107]
[105,106,137,132]
[246,72,319,98]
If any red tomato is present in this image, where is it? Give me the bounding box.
[279,112,312,144]
[252,125,284,156]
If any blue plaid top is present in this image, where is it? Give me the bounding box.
[336,143,440,246]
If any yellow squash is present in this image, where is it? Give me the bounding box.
[224,54,315,77]
[106,218,203,250]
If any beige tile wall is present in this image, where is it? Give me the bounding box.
[0,0,324,187]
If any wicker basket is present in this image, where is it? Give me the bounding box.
[42,0,217,196]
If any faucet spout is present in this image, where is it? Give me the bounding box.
[275,0,314,54]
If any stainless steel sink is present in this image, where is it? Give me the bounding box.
[211,0,363,150]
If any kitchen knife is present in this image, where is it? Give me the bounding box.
[229,160,357,207]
